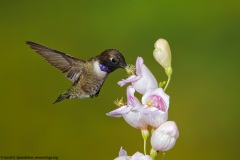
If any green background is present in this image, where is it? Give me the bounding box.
[1,0,239,159]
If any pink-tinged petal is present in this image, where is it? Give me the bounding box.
[118,75,140,87]
[142,88,169,112]
[140,64,158,88]
[119,57,157,94]
[139,106,158,113]
[126,85,142,109]
[131,152,152,160]
[106,106,131,117]
[130,98,142,111]
[136,57,144,76]
[114,156,131,160]
[134,98,142,107]
[142,111,168,128]
[127,85,135,106]
[132,64,158,94]
[123,111,148,129]
[151,121,179,152]
[119,147,128,156]
[141,89,169,127]
[114,147,131,160]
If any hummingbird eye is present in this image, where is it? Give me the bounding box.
[111,57,118,64]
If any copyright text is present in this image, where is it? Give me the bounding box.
[0,156,58,160]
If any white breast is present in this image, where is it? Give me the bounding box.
[93,61,107,78]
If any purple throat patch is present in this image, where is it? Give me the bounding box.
[100,64,109,72]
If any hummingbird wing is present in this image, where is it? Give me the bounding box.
[26,41,85,82]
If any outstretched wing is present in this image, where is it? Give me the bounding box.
[26,41,85,82]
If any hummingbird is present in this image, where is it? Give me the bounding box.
[26,41,127,103]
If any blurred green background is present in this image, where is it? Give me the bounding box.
[0,0,239,159]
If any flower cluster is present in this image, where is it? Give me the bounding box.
[107,39,179,160]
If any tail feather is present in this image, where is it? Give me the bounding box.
[53,91,71,104]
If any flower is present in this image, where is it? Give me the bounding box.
[153,39,172,77]
[107,86,148,130]
[118,57,158,95]
[123,111,148,129]
[114,147,152,160]
[151,121,179,152]
[114,147,130,160]
[140,88,169,128]
[130,152,152,160]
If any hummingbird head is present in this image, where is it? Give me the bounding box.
[98,49,127,73]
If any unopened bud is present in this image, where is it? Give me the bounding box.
[153,39,172,77]
[151,121,179,152]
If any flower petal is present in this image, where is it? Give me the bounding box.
[123,111,148,129]
[114,156,131,160]
[142,110,168,128]
[106,106,131,117]
[118,75,140,87]
[131,152,152,160]
[119,147,128,156]
[132,63,158,94]
[142,88,169,111]
[127,85,135,106]
[136,57,144,76]
[114,147,131,160]
[151,121,179,151]
[126,85,141,109]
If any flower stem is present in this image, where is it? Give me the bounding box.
[144,138,147,155]
[141,129,150,155]
[161,153,166,160]
[150,148,157,159]
[164,67,172,91]
[164,76,171,91]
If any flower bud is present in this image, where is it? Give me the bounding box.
[153,39,171,68]
[151,121,179,152]
[153,39,172,77]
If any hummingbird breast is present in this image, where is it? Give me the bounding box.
[70,60,108,99]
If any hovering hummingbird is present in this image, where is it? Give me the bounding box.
[26,41,127,103]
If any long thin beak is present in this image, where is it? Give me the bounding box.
[120,63,127,69]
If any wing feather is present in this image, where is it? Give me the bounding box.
[26,41,85,81]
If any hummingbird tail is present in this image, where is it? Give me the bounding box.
[53,91,71,104]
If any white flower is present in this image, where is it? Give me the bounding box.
[151,121,179,152]
[107,86,148,130]
[140,88,169,128]
[123,111,148,130]
[114,147,131,160]
[130,152,152,160]
[118,57,158,95]
[114,147,152,160]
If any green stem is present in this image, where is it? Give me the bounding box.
[161,153,166,160]
[144,138,147,155]
[150,148,157,159]
[164,76,171,91]
[141,129,149,155]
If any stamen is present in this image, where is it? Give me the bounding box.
[125,64,136,75]
[146,99,154,107]
[114,97,126,107]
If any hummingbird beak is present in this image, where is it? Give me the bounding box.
[120,62,127,69]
